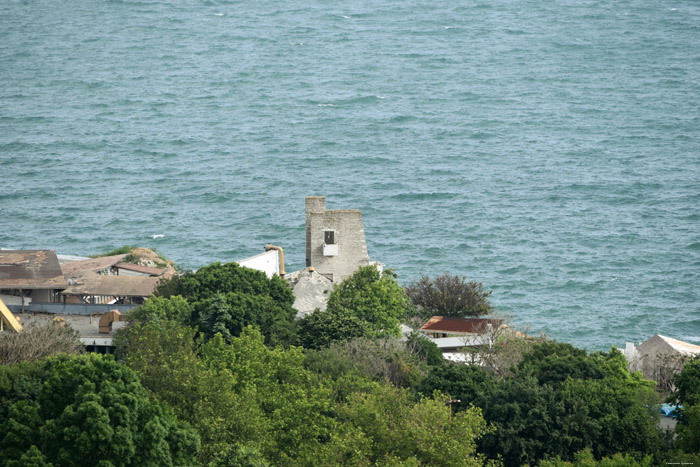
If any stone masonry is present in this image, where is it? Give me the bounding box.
[305,196,371,283]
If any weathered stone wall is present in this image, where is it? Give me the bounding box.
[305,196,371,283]
[306,196,326,267]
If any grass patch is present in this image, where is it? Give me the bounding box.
[89,246,134,258]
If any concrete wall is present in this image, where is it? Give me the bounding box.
[116,269,150,277]
[7,303,137,316]
[238,249,280,279]
[305,196,371,283]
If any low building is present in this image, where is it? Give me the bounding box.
[424,335,492,364]
[60,254,129,277]
[625,334,700,390]
[418,316,503,339]
[13,311,127,353]
[0,250,68,306]
[60,272,160,305]
[237,247,282,279]
[114,262,172,277]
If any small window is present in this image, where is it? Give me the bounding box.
[324,230,335,244]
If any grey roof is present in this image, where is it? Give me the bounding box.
[638,334,700,356]
[286,268,333,317]
[114,262,169,277]
[57,254,91,264]
[61,254,129,275]
[0,250,68,290]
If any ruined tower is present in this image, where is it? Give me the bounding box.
[305,196,371,283]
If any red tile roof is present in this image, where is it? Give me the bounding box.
[419,316,502,334]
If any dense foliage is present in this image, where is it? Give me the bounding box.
[668,356,700,456]
[418,342,665,465]
[115,320,490,466]
[5,259,694,466]
[405,274,493,318]
[153,262,296,343]
[298,266,412,349]
[0,354,199,467]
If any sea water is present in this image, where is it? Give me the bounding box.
[1,0,699,350]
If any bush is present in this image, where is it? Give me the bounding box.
[151,262,296,344]
[0,354,199,466]
[405,274,493,318]
[0,321,83,365]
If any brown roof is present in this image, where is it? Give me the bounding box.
[61,254,129,275]
[61,273,160,297]
[0,250,68,290]
[114,262,169,277]
[419,316,503,334]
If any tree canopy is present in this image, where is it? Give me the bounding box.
[9,254,688,465]
[418,341,664,465]
[0,354,199,467]
[150,262,296,343]
[405,274,493,318]
[669,356,700,456]
[298,266,412,349]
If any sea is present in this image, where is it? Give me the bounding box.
[1,0,699,350]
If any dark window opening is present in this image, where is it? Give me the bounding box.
[324,230,335,244]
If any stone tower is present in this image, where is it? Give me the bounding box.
[305,196,371,283]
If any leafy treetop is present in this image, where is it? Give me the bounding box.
[0,354,199,467]
[149,262,296,343]
[405,274,493,318]
[326,266,412,338]
[297,266,413,349]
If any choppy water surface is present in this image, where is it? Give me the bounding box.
[2,0,699,349]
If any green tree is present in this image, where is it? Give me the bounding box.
[153,262,296,343]
[405,274,493,318]
[116,321,337,466]
[156,261,293,305]
[296,307,368,350]
[126,295,193,326]
[201,328,335,465]
[312,384,493,466]
[474,343,664,465]
[668,356,700,455]
[305,337,430,389]
[300,266,411,350]
[417,342,665,465]
[196,291,295,344]
[517,341,605,385]
[538,448,653,466]
[0,354,199,467]
[417,363,496,409]
[405,332,445,367]
[115,321,268,464]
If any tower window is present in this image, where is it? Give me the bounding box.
[324,230,335,245]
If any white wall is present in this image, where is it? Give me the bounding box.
[237,250,280,278]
